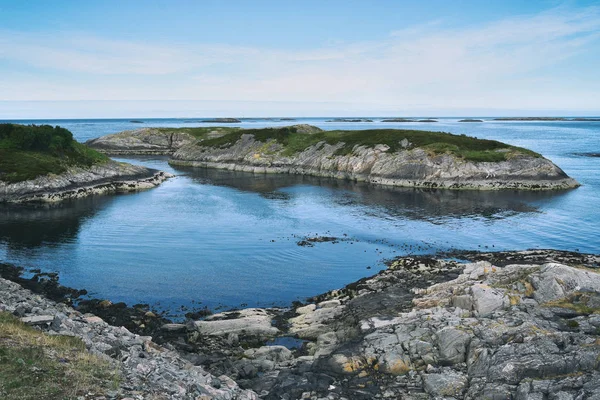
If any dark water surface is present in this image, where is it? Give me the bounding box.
[0,118,599,316]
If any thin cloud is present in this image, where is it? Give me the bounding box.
[0,5,598,113]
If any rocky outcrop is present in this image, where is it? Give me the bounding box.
[158,251,600,399]
[0,277,258,400]
[86,128,198,155]
[170,129,579,190]
[326,119,374,122]
[3,250,600,399]
[494,117,567,121]
[201,118,242,123]
[0,161,172,203]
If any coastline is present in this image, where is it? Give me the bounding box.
[169,159,579,191]
[0,161,173,203]
[2,249,600,399]
[85,125,581,191]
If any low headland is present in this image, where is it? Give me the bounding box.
[0,124,171,203]
[2,249,600,399]
[87,124,580,190]
[494,117,600,122]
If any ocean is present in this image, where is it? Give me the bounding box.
[1,117,598,317]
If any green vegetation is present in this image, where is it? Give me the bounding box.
[156,126,239,139]
[0,124,109,183]
[197,126,541,162]
[0,312,119,399]
[543,292,600,316]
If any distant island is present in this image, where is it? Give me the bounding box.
[380,118,438,122]
[381,118,415,122]
[200,118,241,123]
[494,117,600,121]
[129,120,144,123]
[0,124,170,203]
[326,118,374,122]
[86,124,579,190]
[459,119,484,122]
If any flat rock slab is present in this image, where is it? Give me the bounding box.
[20,315,54,325]
[193,308,279,338]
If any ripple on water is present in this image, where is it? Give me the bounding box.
[0,118,599,315]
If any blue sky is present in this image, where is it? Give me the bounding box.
[1,0,599,117]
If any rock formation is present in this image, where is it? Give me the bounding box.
[87,125,580,190]
[0,161,172,203]
[86,128,198,155]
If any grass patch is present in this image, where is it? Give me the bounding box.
[543,292,600,315]
[0,124,109,183]
[156,126,240,139]
[0,312,119,399]
[196,126,541,162]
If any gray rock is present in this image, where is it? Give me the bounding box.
[436,327,471,365]
[192,308,279,338]
[471,284,507,317]
[20,315,54,325]
[423,370,468,397]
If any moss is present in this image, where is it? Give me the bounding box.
[0,124,109,183]
[196,126,541,162]
[566,320,580,328]
[0,312,119,399]
[156,126,240,139]
[543,292,600,315]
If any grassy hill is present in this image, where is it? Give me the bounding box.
[195,126,541,162]
[0,124,108,183]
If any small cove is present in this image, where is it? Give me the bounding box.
[0,118,599,317]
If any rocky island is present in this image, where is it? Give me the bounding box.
[0,124,171,203]
[381,118,416,122]
[86,124,579,190]
[326,119,374,123]
[201,118,242,123]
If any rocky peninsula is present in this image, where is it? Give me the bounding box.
[0,162,172,203]
[86,126,238,155]
[87,124,579,190]
[0,124,171,203]
[170,125,577,190]
[2,250,600,399]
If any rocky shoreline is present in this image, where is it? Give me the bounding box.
[170,146,578,191]
[0,161,173,203]
[2,250,600,399]
[86,125,580,191]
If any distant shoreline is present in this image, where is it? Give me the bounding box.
[1,116,600,122]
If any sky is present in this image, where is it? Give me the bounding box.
[0,0,599,118]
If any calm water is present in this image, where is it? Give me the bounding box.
[0,118,599,316]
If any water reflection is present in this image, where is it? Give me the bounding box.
[174,165,570,222]
[0,197,111,249]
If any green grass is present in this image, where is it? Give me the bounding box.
[0,124,109,183]
[196,126,541,162]
[0,312,119,399]
[156,126,240,139]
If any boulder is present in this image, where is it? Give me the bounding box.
[471,284,508,317]
[423,370,468,397]
[436,327,471,365]
[192,308,279,338]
